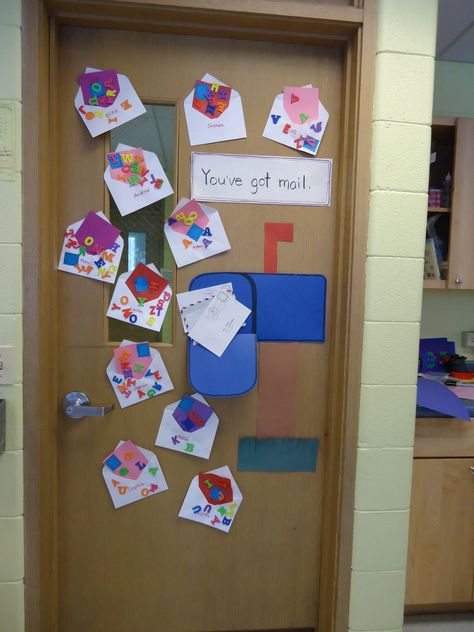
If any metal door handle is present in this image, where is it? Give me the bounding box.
[62,391,114,419]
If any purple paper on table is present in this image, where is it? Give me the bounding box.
[419,337,455,372]
[172,395,214,433]
[78,69,120,108]
[417,377,471,421]
[75,212,121,255]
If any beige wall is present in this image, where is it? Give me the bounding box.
[0,0,24,629]
[349,1,437,631]
[0,0,438,630]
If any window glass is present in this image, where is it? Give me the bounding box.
[107,103,176,344]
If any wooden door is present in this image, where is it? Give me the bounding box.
[405,458,474,605]
[55,25,342,631]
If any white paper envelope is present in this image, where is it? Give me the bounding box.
[178,465,242,532]
[106,340,173,408]
[262,84,329,156]
[155,393,219,459]
[58,211,123,284]
[164,197,231,268]
[176,283,233,333]
[188,293,251,357]
[107,263,172,332]
[102,442,168,509]
[184,73,247,146]
[104,143,173,216]
[75,67,146,138]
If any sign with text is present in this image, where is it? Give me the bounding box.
[191,153,332,206]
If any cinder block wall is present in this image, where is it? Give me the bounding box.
[349,1,438,631]
[0,0,24,630]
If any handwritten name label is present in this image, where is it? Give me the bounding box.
[191,153,332,206]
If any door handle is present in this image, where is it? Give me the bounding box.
[62,391,114,419]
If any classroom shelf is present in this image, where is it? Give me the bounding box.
[423,279,447,289]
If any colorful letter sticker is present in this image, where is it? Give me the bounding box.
[107,262,172,332]
[106,339,174,408]
[155,393,219,460]
[178,465,243,533]
[75,67,146,138]
[58,211,123,284]
[104,143,173,216]
[262,84,328,156]
[164,198,231,268]
[184,73,246,146]
[102,440,168,509]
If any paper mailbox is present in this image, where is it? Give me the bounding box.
[187,272,326,397]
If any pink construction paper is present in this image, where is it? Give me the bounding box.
[103,439,149,481]
[113,343,152,380]
[168,199,209,236]
[283,86,319,125]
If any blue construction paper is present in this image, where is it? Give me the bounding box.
[188,333,257,397]
[419,338,455,372]
[249,273,326,342]
[416,377,471,421]
[190,272,326,342]
[237,437,319,472]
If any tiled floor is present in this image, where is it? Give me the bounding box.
[404,613,474,631]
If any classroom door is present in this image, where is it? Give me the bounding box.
[55,24,341,632]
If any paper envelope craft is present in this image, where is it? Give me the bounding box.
[177,283,233,334]
[184,73,247,146]
[102,440,168,509]
[58,211,123,284]
[107,262,172,332]
[164,198,231,268]
[187,272,327,397]
[75,67,146,137]
[178,465,242,532]
[104,143,173,216]
[155,393,219,459]
[106,339,173,408]
[262,84,329,156]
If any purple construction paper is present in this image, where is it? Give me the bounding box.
[172,395,214,433]
[75,212,121,255]
[78,69,120,108]
[417,377,471,421]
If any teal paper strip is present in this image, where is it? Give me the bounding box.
[237,437,319,472]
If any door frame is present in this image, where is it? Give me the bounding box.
[23,1,376,630]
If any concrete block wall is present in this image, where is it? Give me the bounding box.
[348,1,438,631]
[0,0,24,630]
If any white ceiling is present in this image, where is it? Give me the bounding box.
[437,0,474,62]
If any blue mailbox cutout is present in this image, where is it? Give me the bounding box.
[188,272,326,397]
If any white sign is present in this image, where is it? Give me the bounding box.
[191,152,332,206]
